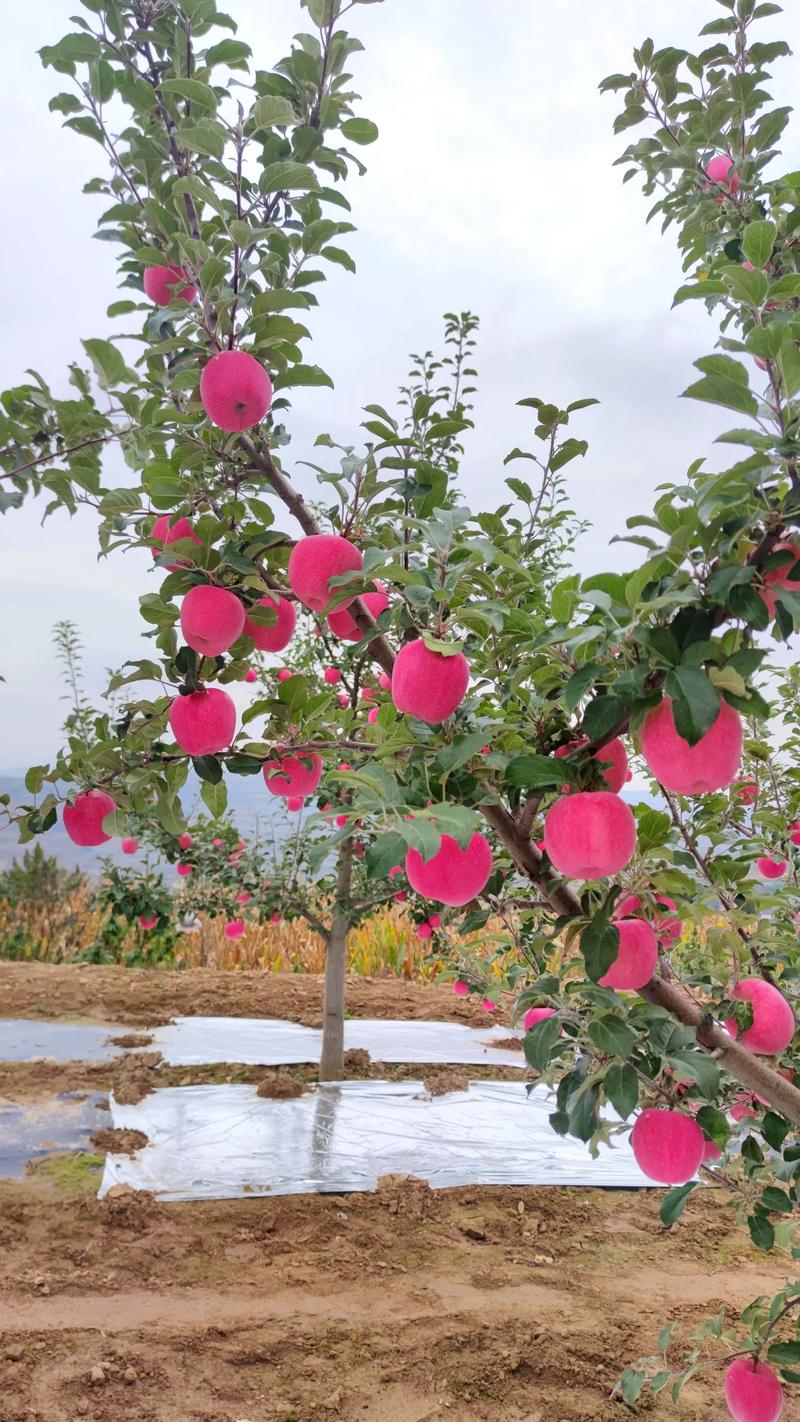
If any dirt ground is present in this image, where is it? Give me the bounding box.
[0,962,793,1422]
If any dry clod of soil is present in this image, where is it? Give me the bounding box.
[376,1173,435,1220]
[342,1047,372,1070]
[256,1075,309,1100]
[5,1342,24,1362]
[421,1067,470,1096]
[106,1033,154,1049]
[90,1128,149,1155]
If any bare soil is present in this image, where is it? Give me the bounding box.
[0,961,791,1421]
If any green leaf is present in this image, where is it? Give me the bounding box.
[272,363,333,390]
[660,1182,698,1227]
[523,1013,562,1071]
[683,355,758,417]
[204,38,252,69]
[192,755,223,784]
[603,1063,639,1118]
[250,94,295,130]
[581,695,626,743]
[365,831,407,879]
[767,1341,800,1368]
[340,116,379,144]
[178,121,227,159]
[581,915,619,981]
[742,220,776,270]
[260,161,319,192]
[664,666,720,746]
[748,1214,775,1251]
[505,754,566,790]
[666,1050,720,1099]
[80,338,130,391]
[201,778,228,817]
[161,78,218,111]
[588,1015,636,1057]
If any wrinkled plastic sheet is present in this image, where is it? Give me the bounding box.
[99,1080,654,1200]
[150,1016,526,1068]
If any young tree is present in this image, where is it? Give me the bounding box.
[3,1,800,1408]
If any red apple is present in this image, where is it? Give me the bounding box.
[405,830,492,906]
[392,640,470,723]
[327,584,389,640]
[262,752,323,798]
[453,979,469,997]
[121,837,138,855]
[244,593,296,652]
[169,687,237,756]
[143,263,196,305]
[704,153,741,199]
[630,1108,705,1184]
[63,789,117,847]
[224,919,245,940]
[598,918,658,991]
[288,534,363,612]
[554,735,628,793]
[199,349,272,431]
[757,856,787,880]
[150,513,202,571]
[324,667,342,684]
[543,791,636,879]
[640,696,742,794]
[180,585,245,657]
[758,541,800,618]
[724,1357,783,1422]
[139,912,159,930]
[726,978,795,1055]
[524,1006,556,1031]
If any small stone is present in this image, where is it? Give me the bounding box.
[5,1343,24,1362]
[77,1402,89,1416]
[516,1200,525,1214]
[90,1366,105,1386]
[123,1367,137,1384]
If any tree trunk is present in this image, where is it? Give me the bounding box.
[319,836,353,1081]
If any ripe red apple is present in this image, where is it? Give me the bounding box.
[150,514,202,571]
[169,688,237,756]
[630,1108,705,1184]
[394,890,408,902]
[327,584,389,640]
[379,673,391,690]
[543,791,637,879]
[139,912,159,930]
[417,922,432,940]
[482,997,497,1012]
[269,911,283,925]
[524,1006,556,1031]
[286,795,304,811]
[392,640,470,723]
[63,789,117,847]
[704,153,741,198]
[367,706,379,724]
[724,1357,783,1422]
[428,913,441,929]
[453,979,469,997]
[277,669,292,682]
[735,780,758,805]
[726,978,795,1055]
[288,534,363,612]
[702,1137,722,1162]
[178,832,193,850]
[177,862,193,877]
[180,585,245,658]
[757,856,787,879]
[224,919,245,939]
[405,830,492,906]
[121,837,138,855]
[236,891,251,904]
[143,263,196,305]
[337,692,349,707]
[758,541,800,618]
[324,667,342,684]
[244,592,296,652]
[554,735,628,793]
[245,668,257,683]
[199,349,272,431]
[640,696,743,794]
[598,918,658,991]
[262,752,323,798]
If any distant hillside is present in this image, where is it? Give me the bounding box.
[0,772,294,875]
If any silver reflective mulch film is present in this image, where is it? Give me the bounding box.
[99,1080,655,1201]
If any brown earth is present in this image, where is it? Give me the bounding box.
[0,960,491,1029]
[0,961,794,1421]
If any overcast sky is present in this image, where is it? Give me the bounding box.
[2,0,799,769]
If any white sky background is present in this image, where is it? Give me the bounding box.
[1,0,799,768]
